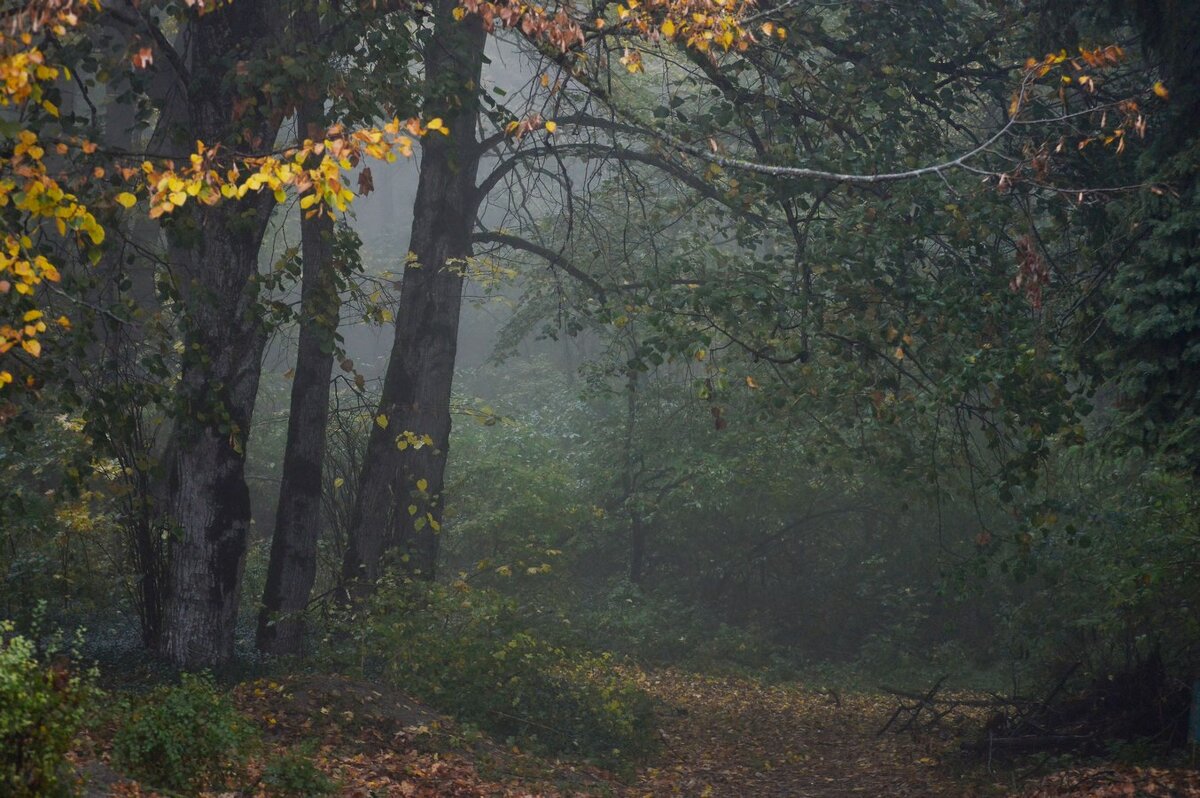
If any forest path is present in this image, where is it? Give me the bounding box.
[629,668,991,797]
[89,671,1197,796]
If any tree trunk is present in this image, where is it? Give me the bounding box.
[258,86,339,655]
[622,371,646,587]
[160,205,273,667]
[155,3,283,668]
[341,0,486,590]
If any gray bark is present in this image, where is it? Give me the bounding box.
[341,0,487,589]
[154,1,283,668]
[258,66,339,655]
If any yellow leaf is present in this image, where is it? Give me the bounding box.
[661,19,676,37]
[544,120,557,133]
[333,477,345,489]
[115,192,138,208]
[376,414,389,429]
[416,478,428,492]
[427,118,444,131]
[21,338,41,357]
[1153,81,1169,100]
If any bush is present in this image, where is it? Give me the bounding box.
[341,582,657,767]
[0,621,95,798]
[260,744,336,797]
[111,673,256,792]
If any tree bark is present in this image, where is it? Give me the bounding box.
[341,0,486,590]
[160,201,273,667]
[258,79,340,655]
[155,2,283,668]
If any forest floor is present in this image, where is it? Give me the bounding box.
[79,668,1200,797]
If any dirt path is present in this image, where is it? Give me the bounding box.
[629,669,989,797]
[87,671,1199,797]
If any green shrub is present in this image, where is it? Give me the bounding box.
[111,673,256,792]
[0,621,95,798]
[260,744,336,797]
[342,583,657,767]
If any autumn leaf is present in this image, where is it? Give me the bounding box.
[358,167,375,197]
[131,47,153,69]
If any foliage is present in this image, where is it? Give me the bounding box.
[994,447,1200,693]
[0,3,102,391]
[341,582,657,767]
[260,743,337,797]
[0,410,116,626]
[0,620,96,798]
[111,673,257,792]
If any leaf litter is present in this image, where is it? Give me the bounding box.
[77,669,1200,797]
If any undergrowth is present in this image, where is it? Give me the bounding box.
[328,580,658,770]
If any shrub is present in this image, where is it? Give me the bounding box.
[0,621,95,798]
[260,744,336,797]
[342,583,657,767]
[111,673,256,792]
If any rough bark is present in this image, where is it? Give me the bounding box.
[341,0,486,590]
[258,84,340,655]
[160,202,273,667]
[155,2,283,668]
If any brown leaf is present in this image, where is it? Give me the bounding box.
[358,167,375,197]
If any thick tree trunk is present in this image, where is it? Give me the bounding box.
[161,205,273,667]
[154,3,283,668]
[258,90,340,655]
[341,0,486,590]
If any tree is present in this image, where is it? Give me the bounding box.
[342,0,488,587]
[146,0,290,666]
[256,0,343,657]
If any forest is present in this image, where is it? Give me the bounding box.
[1,0,1198,795]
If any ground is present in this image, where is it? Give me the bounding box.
[77,669,1199,797]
